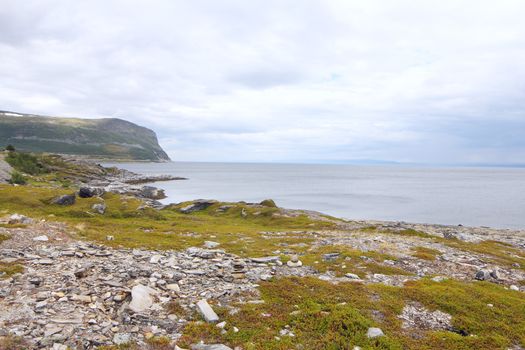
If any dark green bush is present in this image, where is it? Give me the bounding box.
[260,199,277,207]
[5,152,47,175]
[8,171,27,185]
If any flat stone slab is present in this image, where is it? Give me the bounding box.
[250,256,280,263]
[197,299,219,323]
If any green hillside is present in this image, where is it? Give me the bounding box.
[0,111,170,161]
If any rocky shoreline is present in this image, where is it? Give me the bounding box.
[1,158,525,349]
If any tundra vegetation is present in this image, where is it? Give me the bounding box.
[1,151,525,350]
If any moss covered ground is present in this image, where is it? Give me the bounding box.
[179,277,525,350]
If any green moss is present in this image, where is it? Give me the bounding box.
[444,240,525,270]
[300,245,410,277]
[179,277,404,349]
[166,301,187,316]
[0,184,333,255]
[0,334,31,350]
[402,279,525,349]
[386,228,432,239]
[0,233,11,242]
[0,262,24,279]
[9,171,27,185]
[411,246,441,261]
[178,277,525,350]
[260,199,277,207]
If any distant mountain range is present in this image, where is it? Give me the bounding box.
[0,110,170,161]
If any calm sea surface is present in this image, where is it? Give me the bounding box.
[105,162,525,229]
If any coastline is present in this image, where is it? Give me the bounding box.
[1,155,525,349]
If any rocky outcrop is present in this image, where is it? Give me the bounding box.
[0,153,13,183]
[179,200,218,214]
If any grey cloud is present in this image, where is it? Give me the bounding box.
[0,0,524,164]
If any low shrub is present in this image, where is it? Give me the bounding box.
[5,151,47,175]
[8,171,27,185]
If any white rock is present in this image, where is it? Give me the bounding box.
[113,333,131,345]
[204,241,220,249]
[128,284,157,312]
[216,321,227,329]
[366,327,384,338]
[287,260,303,267]
[8,213,32,224]
[191,344,232,350]
[197,299,219,323]
[92,203,107,214]
[165,284,181,294]
[150,255,163,264]
[52,344,68,350]
[510,285,520,291]
[431,276,447,282]
[345,273,360,280]
[33,235,49,242]
[36,259,54,265]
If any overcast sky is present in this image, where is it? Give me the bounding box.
[1,1,524,164]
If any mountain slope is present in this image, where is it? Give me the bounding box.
[0,111,170,161]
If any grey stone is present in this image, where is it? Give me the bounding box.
[490,269,502,280]
[322,253,340,261]
[8,213,33,224]
[36,259,54,265]
[113,333,131,345]
[287,256,303,267]
[79,187,105,198]
[52,194,76,206]
[197,299,219,323]
[345,273,360,280]
[180,200,217,214]
[366,327,384,338]
[92,203,107,214]
[140,186,165,200]
[475,269,490,281]
[204,241,220,249]
[33,235,49,242]
[251,256,280,264]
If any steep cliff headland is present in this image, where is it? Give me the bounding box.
[0,111,170,161]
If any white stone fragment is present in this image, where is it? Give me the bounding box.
[197,299,219,323]
[128,284,157,313]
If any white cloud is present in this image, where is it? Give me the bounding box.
[0,0,524,163]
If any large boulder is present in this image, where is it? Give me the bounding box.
[180,200,217,214]
[140,186,165,200]
[52,194,76,206]
[78,187,105,198]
